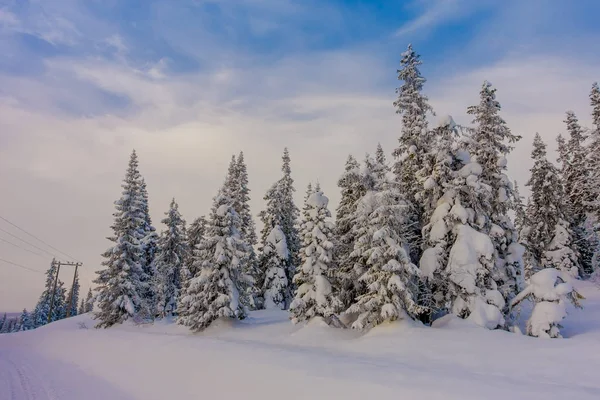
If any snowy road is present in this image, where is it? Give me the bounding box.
[0,346,132,400]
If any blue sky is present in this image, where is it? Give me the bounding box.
[1,0,599,310]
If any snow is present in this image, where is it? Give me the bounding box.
[306,191,329,209]
[436,114,456,129]
[2,281,600,399]
[447,225,494,295]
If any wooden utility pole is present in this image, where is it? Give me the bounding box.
[65,262,80,318]
[48,260,82,323]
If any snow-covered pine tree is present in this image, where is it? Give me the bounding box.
[0,313,6,330]
[525,133,579,277]
[511,268,583,338]
[258,181,291,309]
[155,199,188,318]
[94,151,148,328]
[559,111,595,275]
[18,309,33,331]
[1,317,12,334]
[278,148,301,288]
[138,178,159,318]
[66,270,80,317]
[346,154,425,330]
[334,155,367,308]
[392,44,434,264]
[177,190,251,331]
[184,216,207,280]
[84,288,94,313]
[418,116,462,313]
[392,44,434,203]
[260,224,291,310]
[290,189,341,325]
[586,83,600,274]
[466,81,524,309]
[232,152,259,308]
[33,260,68,326]
[236,152,258,247]
[78,298,85,315]
[420,124,510,329]
[512,181,527,237]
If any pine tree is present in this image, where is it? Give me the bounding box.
[290,190,341,324]
[278,148,301,286]
[1,317,12,334]
[66,270,80,317]
[586,83,600,274]
[177,190,251,331]
[466,81,524,310]
[94,151,148,327]
[236,152,258,246]
[18,309,33,331]
[0,313,6,332]
[257,150,299,309]
[346,160,425,330]
[392,44,434,203]
[334,155,366,308]
[525,133,579,277]
[261,224,291,310]
[84,288,94,313]
[557,112,595,275]
[139,178,159,318]
[33,260,67,326]
[78,298,85,315]
[156,199,188,317]
[184,216,207,280]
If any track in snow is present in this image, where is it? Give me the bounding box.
[0,347,132,400]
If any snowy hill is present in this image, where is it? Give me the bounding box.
[1,281,600,400]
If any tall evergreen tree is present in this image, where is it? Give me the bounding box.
[346,154,425,330]
[78,298,85,315]
[33,260,67,326]
[66,270,80,317]
[184,216,207,280]
[94,151,149,327]
[156,199,188,317]
[391,44,434,265]
[392,44,434,202]
[524,134,579,277]
[278,148,301,285]
[177,190,251,331]
[557,112,594,275]
[85,288,95,313]
[420,133,507,329]
[466,81,524,309]
[18,309,33,331]
[139,178,159,318]
[334,155,366,308]
[290,190,341,324]
[236,152,258,246]
[259,181,291,309]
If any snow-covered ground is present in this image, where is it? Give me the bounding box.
[1,281,600,400]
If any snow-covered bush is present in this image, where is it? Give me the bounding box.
[511,268,583,338]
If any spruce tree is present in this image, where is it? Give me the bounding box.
[184,216,207,280]
[94,151,148,327]
[278,148,301,286]
[334,155,366,308]
[236,152,258,246]
[290,190,341,324]
[78,298,85,315]
[156,199,188,317]
[392,44,434,202]
[84,288,94,313]
[33,260,67,326]
[466,81,524,308]
[139,178,158,318]
[525,133,579,277]
[177,190,251,331]
[66,270,80,317]
[0,313,5,331]
[346,155,425,330]
[18,309,33,331]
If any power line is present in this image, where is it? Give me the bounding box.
[0,257,45,275]
[0,237,47,259]
[0,226,62,261]
[0,215,81,263]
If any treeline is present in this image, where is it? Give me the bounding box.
[91,45,600,339]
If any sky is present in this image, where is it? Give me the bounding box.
[1,0,599,312]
